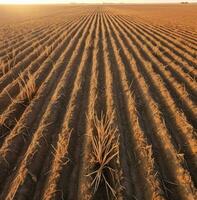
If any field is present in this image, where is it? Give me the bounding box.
[0,4,196,200]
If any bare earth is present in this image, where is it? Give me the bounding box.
[0,4,196,200]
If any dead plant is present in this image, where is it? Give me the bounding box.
[18,71,36,102]
[87,111,119,199]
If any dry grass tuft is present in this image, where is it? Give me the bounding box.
[42,130,72,200]
[51,130,72,166]
[18,71,36,102]
[87,111,119,199]
[44,45,54,57]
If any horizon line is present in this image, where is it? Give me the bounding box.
[0,2,197,5]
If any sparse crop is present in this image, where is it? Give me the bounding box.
[18,71,36,102]
[0,5,196,200]
[87,112,119,198]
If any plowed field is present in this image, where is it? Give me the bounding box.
[0,4,196,200]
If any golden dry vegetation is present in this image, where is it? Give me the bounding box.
[0,4,196,200]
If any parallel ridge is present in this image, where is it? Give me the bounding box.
[0,6,196,200]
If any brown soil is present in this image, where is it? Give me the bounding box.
[0,4,196,200]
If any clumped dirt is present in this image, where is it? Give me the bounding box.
[0,4,196,200]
